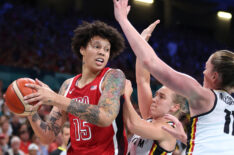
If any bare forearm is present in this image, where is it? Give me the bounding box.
[124,96,141,131]
[136,59,150,84]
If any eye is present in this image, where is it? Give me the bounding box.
[94,44,101,49]
[104,48,110,52]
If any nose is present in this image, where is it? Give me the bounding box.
[152,97,157,104]
[97,49,105,56]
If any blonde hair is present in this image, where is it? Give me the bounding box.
[172,93,188,117]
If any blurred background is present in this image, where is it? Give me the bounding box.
[0,0,234,92]
[0,0,233,154]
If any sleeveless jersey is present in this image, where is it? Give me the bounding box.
[186,90,234,155]
[65,67,128,155]
[127,119,173,155]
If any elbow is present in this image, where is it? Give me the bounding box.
[142,58,152,71]
[98,120,112,127]
[97,113,114,127]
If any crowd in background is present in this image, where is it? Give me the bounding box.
[0,1,233,155]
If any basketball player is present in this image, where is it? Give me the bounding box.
[113,0,234,154]
[24,21,128,154]
[123,22,187,155]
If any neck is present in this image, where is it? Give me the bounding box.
[78,67,101,88]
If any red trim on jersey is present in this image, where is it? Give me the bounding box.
[188,117,198,154]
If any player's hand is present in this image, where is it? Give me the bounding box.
[113,0,131,22]
[141,20,160,41]
[24,79,58,107]
[162,114,187,145]
[124,79,133,98]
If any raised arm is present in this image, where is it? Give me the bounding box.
[114,0,211,112]
[27,79,68,144]
[136,20,160,119]
[25,69,125,127]
[124,80,175,143]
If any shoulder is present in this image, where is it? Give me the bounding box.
[189,88,216,116]
[103,68,126,83]
[58,78,73,95]
[106,68,125,77]
[101,69,126,91]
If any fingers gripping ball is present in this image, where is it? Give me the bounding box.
[5,78,40,116]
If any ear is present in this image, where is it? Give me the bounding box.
[80,47,85,56]
[212,71,219,83]
[170,104,180,113]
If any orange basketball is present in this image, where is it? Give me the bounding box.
[5,78,39,116]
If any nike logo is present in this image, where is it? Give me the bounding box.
[69,88,75,94]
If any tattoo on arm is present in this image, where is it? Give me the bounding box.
[67,100,100,124]
[67,69,125,125]
[32,111,62,136]
[98,69,125,118]
[58,79,70,95]
[32,113,40,122]
[49,111,62,135]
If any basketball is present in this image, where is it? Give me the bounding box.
[5,78,39,116]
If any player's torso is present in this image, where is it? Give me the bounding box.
[186,90,234,155]
[127,119,172,155]
[65,68,127,155]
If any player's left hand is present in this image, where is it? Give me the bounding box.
[24,78,58,107]
[113,0,131,22]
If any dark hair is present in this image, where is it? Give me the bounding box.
[211,50,234,89]
[72,20,125,60]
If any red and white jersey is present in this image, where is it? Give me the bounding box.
[186,90,234,155]
[65,67,128,155]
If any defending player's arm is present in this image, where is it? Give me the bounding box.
[136,21,159,119]
[136,58,152,119]
[114,0,211,111]
[124,80,174,141]
[27,79,68,144]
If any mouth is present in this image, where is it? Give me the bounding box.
[95,58,104,66]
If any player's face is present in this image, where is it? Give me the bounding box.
[81,36,110,72]
[150,86,174,118]
[203,56,215,89]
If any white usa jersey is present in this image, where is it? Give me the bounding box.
[186,90,234,155]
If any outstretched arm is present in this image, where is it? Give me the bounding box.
[27,79,67,144]
[136,20,160,119]
[25,69,125,127]
[113,0,212,113]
